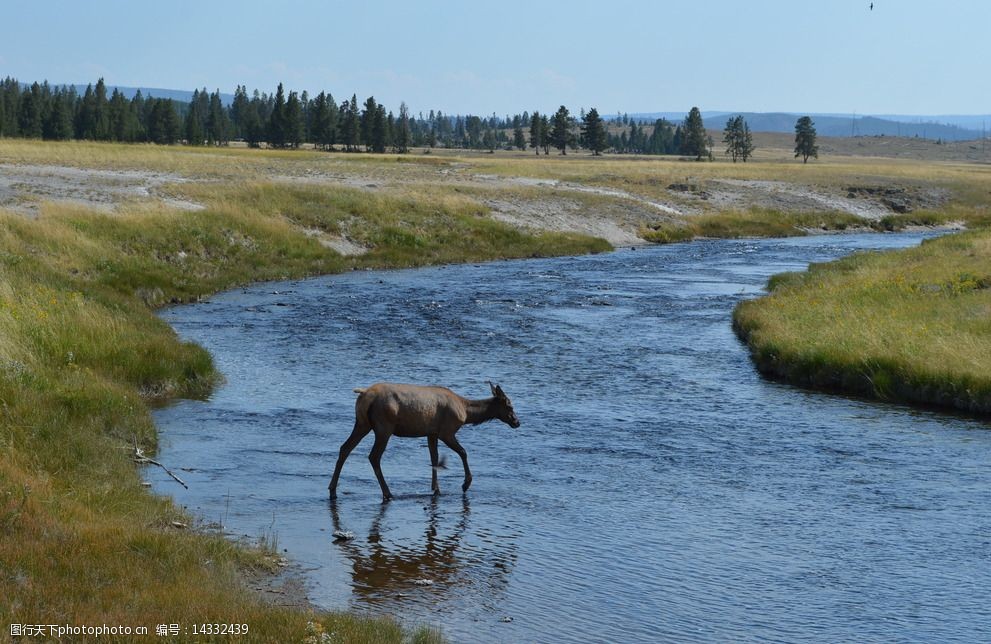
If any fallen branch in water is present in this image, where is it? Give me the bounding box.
[132,437,188,489]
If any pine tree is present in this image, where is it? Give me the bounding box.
[723,115,742,162]
[739,120,754,162]
[236,94,262,148]
[148,99,181,144]
[635,123,644,154]
[1,77,21,137]
[285,90,304,148]
[323,92,338,147]
[646,118,675,154]
[268,83,287,148]
[550,105,573,155]
[680,106,708,161]
[230,85,249,139]
[513,120,526,151]
[360,96,378,151]
[466,115,483,148]
[385,110,395,150]
[340,95,360,151]
[207,90,230,145]
[126,91,145,142]
[310,91,337,150]
[108,88,128,141]
[43,88,74,140]
[185,90,205,145]
[529,112,542,155]
[395,102,411,153]
[76,84,96,139]
[18,83,43,138]
[794,116,818,163]
[299,90,310,143]
[482,128,496,152]
[722,115,754,162]
[580,107,607,155]
[93,78,109,140]
[540,114,551,154]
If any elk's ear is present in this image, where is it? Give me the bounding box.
[495,384,506,399]
[489,381,498,397]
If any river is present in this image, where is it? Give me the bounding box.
[149,232,991,643]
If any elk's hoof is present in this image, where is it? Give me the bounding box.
[461,481,472,493]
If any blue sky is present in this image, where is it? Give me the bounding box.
[3,0,988,116]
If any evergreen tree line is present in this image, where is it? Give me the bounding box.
[1,76,816,161]
[2,77,185,144]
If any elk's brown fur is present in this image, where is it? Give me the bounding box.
[329,382,520,501]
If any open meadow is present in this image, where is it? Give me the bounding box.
[1,136,989,638]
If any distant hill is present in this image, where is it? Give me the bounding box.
[70,84,235,105]
[625,111,985,142]
[874,114,991,131]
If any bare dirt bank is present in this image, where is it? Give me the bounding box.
[0,163,204,216]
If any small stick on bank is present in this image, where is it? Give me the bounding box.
[132,437,188,489]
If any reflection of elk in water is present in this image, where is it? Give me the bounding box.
[329,382,520,501]
[330,496,491,598]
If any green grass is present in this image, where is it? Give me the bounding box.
[640,208,869,242]
[733,229,991,414]
[173,181,610,270]
[0,163,605,640]
[640,207,988,244]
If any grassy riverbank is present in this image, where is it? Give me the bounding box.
[733,229,991,414]
[638,209,931,243]
[0,149,606,640]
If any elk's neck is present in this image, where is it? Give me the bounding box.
[465,397,497,425]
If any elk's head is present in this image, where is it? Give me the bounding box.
[489,382,520,428]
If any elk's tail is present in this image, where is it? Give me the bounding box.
[353,387,367,395]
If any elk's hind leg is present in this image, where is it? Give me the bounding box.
[428,435,440,495]
[329,421,371,498]
[368,431,394,502]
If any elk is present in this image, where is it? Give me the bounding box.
[328,382,520,501]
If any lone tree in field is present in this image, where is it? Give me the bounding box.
[680,106,709,161]
[723,115,755,162]
[581,107,608,155]
[794,116,819,163]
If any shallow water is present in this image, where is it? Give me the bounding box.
[150,233,991,643]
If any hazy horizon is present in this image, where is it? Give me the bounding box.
[3,1,988,117]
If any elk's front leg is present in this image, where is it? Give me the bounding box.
[428,435,440,495]
[442,435,472,493]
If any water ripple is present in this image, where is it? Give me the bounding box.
[152,233,991,643]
